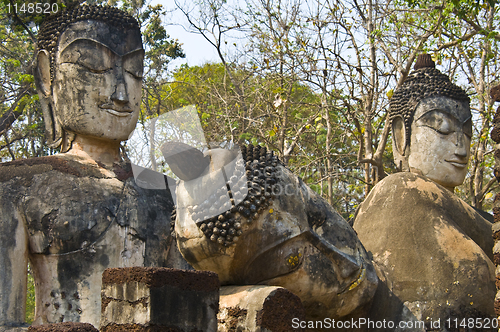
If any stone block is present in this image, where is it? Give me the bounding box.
[27,322,97,331]
[100,267,219,332]
[491,85,500,103]
[218,285,305,332]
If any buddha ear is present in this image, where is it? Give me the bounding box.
[392,116,406,156]
[34,49,63,150]
[35,50,51,96]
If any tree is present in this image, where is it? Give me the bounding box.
[170,0,500,216]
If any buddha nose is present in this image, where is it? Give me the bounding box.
[454,131,468,158]
[111,65,129,104]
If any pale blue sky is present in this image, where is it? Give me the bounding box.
[155,0,221,67]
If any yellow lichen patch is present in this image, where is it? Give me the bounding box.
[434,221,484,263]
[347,267,366,291]
[287,253,302,268]
[269,208,274,214]
[403,175,447,205]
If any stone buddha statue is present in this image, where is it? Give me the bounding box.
[0,5,180,329]
[166,140,379,323]
[353,54,496,329]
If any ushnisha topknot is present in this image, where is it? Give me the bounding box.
[36,4,140,82]
[389,54,470,146]
[413,53,435,70]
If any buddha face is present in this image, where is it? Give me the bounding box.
[407,96,472,190]
[49,20,144,142]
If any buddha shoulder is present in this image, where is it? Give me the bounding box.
[357,172,472,216]
[354,171,493,260]
[0,154,121,187]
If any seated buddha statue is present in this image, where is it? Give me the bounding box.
[353,54,496,329]
[0,5,182,329]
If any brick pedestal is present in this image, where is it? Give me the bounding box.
[27,322,97,331]
[100,267,219,332]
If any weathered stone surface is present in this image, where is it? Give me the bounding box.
[27,322,97,331]
[493,217,500,240]
[362,57,496,329]
[0,5,189,330]
[407,96,471,190]
[494,151,500,181]
[218,285,304,332]
[389,55,470,172]
[100,267,219,332]
[0,156,179,328]
[36,11,143,151]
[174,147,378,321]
[353,172,495,327]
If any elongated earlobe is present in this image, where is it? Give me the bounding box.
[34,49,63,149]
[391,116,409,171]
[36,50,51,96]
[392,117,406,156]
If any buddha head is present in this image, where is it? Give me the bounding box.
[389,54,472,191]
[34,5,144,152]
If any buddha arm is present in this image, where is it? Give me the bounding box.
[0,184,29,328]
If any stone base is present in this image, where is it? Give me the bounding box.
[100,267,219,332]
[218,285,305,332]
[27,322,97,331]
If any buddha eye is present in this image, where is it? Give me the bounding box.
[59,39,114,74]
[435,119,453,135]
[417,110,454,135]
[125,68,143,79]
[123,49,144,79]
[75,52,114,74]
[463,119,473,139]
[78,63,112,74]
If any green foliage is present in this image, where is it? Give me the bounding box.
[1,0,70,34]
[139,4,185,80]
[156,60,363,217]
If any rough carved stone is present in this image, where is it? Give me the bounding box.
[354,173,495,326]
[27,322,98,332]
[0,154,182,329]
[100,267,219,332]
[218,285,305,332]
[169,144,378,323]
[0,5,184,330]
[354,55,495,328]
[389,54,470,172]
